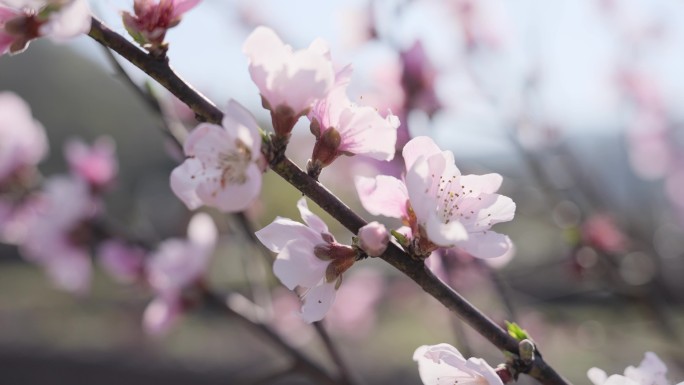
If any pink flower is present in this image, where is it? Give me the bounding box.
[356,136,515,259]
[413,343,504,385]
[0,0,91,55]
[358,221,389,257]
[20,176,99,293]
[144,212,217,335]
[97,239,146,284]
[243,26,335,138]
[588,352,683,385]
[122,0,200,55]
[0,92,48,184]
[582,214,628,254]
[255,197,356,323]
[401,41,441,116]
[307,65,399,176]
[170,100,263,213]
[65,137,118,190]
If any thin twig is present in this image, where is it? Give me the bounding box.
[204,291,341,385]
[313,322,355,385]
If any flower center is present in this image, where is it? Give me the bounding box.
[217,142,251,186]
[428,173,466,224]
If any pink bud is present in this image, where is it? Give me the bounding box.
[358,221,389,257]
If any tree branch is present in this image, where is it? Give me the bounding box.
[87,17,571,385]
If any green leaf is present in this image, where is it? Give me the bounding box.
[505,321,530,341]
[391,230,408,247]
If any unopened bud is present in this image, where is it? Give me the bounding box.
[311,127,341,168]
[358,221,389,257]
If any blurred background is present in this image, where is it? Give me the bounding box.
[1,0,684,384]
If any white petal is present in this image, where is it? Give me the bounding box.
[300,281,337,323]
[457,231,512,259]
[296,197,329,235]
[588,368,608,385]
[255,217,323,253]
[460,173,503,195]
[425,210,468,247]
[273,239,328,290]
[170,158,203,210]
[196,164,262,212]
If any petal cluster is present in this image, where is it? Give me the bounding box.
[122,0,200,54]
[243,26,335,137]
[171,100,263,213]
[256,197,355,323]
[413,343,503,385]
[0,91,48,183]
[20,176,99,293]
[356,136,515,259]
[0,0,91,55]
[144,212,217,334]
[307,65,399,173]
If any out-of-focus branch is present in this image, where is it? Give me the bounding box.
[204,291,340,385]
[87,17,571,385]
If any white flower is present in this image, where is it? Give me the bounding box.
[413,343,503,385]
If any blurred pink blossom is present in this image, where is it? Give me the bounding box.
[588,352,682,385]
[144,212,217,335]
[325,269,384,339]
[356,136,515,259]
[256,197,355,323]
[401,41,441,116]
[0,91,48,184]
[243,26,334,137]
[170,100,262,212]
[413,343,504,385]
[307,65,399,175]
[582,214,628,254]
[20,176,99,293]
[65,137,118,190]
[122,0,200,53]
[0,0,90,55]
[98,239,146,284]
[269,287,314,346]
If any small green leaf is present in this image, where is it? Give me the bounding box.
[505,321,530,341]
[391,230,408,247]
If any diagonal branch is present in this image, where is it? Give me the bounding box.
[87,16,571,385]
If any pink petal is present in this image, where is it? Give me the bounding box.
[183,122,233,160]
[143,296,182,335]
[224,99,261,160]
[300,281,337,323]
[255,217,323,253]
[337,105,399,160]
[171,0,200,18]
[355,175,408,219]
[402,136,442,172]
[272,239,328,290]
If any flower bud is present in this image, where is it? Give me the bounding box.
[358,221,389,257]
